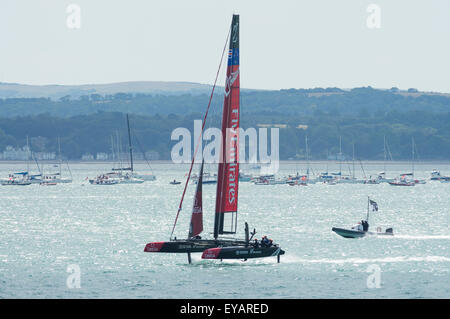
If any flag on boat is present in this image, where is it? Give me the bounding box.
[369,199,378,211]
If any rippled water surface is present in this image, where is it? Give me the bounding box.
[0,162,449,298]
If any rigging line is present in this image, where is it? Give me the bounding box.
[132,130,155,174]
[169,25,231,241]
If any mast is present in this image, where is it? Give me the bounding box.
[214,14,240,239]
[126,114,134,172]
[58,137,62,177]
[116,131,122,172]
[352,143,355,179]
[305,135,309,179]
[383,135,386,173]
[412,137,415,178]
[339,136,342,176]
[110,135,115,167]
[26,136,30,175]
[366,196,370,222]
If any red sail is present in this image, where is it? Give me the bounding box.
[188,161,204,238]
[214,15,240,238]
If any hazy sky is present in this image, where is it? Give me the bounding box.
[1,0,449,92]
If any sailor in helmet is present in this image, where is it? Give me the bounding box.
[261,235,270,247]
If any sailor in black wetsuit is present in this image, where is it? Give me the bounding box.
[261,236,270,247]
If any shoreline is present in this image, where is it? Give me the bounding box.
[1,160,450,165]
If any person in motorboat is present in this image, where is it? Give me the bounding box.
[362,220,369,232]
[253,238,259,248]
[351,222,364,232]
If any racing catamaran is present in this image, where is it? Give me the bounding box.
[144,15,284,263]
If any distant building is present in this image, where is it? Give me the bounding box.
[96,152,109,160]
[145,150,160,161]
[257,124,288,129]
[327,154,347,161]
[2,145,30,160]
[81,153,94,161]
[34,152,56,160]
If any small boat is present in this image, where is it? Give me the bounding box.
[192,172,217,185]
[376,172,394,183]
[430,170,450,181]
[287,174,308,186]
[332,227,393,238]
[1,177,31,186]
[332,197,394,238]
[120,173,145,184]
[364,176,380,184]
[89,174,120,185]
[253,175,286,185]
[170,180,181,185]
[239,171,253,182]
[40,181,57,186]
[430,169,442,181]
[41,173,72,184]
[389,176,415,186]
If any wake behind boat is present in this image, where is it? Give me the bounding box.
[332,197,394,238]
[144,15,284,264]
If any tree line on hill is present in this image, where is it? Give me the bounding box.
[0,107,449,160]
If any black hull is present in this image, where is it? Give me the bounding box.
[144,239,247,253]
[332,227,394,239]
[201,245,285,260]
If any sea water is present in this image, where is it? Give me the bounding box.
[0,162,448,298]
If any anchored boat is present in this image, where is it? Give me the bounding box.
[144,15,284,264]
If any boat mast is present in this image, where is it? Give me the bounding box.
[366,196,370,222]
[116,130,122,172]
[214,14,240,239]
[58,137,62,177]
[110,135,115,168]
[26,136,30,175]
[305,135,309,179]
[412,137,415,178]
[339,136,342,176]
[383,135,387,173]
[352,143,355,179]
[126,114,134,172]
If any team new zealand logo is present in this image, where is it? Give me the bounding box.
[224,69,239,97]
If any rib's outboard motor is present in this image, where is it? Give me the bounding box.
[386,228,394,234]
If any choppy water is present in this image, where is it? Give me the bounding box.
[0,161,449,298]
